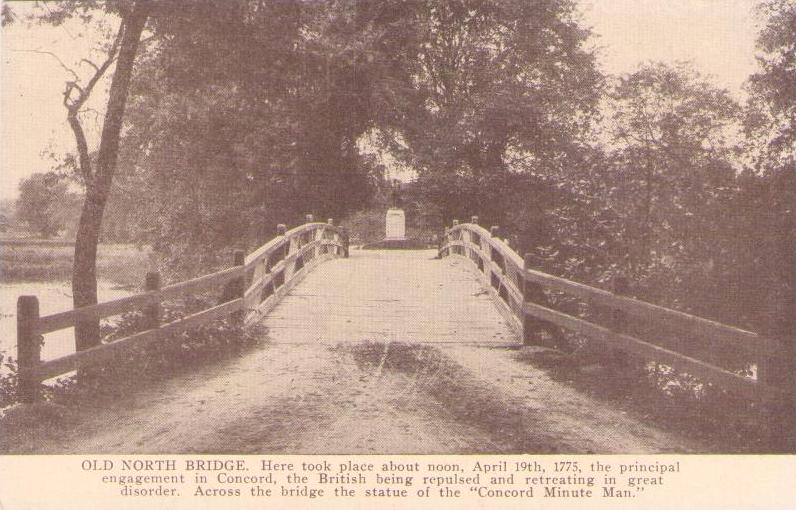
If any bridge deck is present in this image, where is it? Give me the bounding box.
[263,249,514,345]
[3,250,701,454]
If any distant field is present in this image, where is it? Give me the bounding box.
[0,238,76,247]
[0,242,154,288]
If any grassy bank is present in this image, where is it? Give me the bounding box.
[1,243,154,288]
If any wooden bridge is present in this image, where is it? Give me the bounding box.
[12,216,793,452]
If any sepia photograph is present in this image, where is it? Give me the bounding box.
[0,0,794,463]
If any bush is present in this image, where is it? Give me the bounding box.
[0,299,264,408]
[0,350,18,409]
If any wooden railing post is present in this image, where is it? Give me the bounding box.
[17,295,41,403]
[143,271,161,330]
[220,250,245,323]
[231,250,245,324]
[522,255,543,347]
[521,253,566,349]
[324,219,334,256]
[760,338,795,452]
[489,226,501,263]
[471,216,479,225]
[277,223,288,259]
[760,209,795,451]
[305,215,318,255]
[609,275,631,369]
[608,276,629,333]
[450,220,460,254]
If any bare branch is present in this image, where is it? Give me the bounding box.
[80,58,100,72]
[70,21,126,112]
[54,17,128,185]
[11,48,80,81]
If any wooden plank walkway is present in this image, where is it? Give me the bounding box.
[261,249,517,345]
[2,249,703,454]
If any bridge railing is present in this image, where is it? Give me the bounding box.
[15,217,349,402]
[440,219,788,404]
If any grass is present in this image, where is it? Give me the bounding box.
[1,243,154,288]
[511,347,778,453]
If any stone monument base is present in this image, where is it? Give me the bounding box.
[385,208,406,241]
[361,238,430,250]
[361,207,429,249]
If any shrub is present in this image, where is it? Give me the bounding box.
[0,299,264,408]
[0,350,18,409]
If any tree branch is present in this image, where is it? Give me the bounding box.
[80,58,100,72]
[52,17,127,186]
[70,22,125,112]
[11,48,80,81]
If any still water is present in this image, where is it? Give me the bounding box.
[1,281,132,362]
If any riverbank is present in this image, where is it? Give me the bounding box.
[1,242,155,369]
[1,242,153,287]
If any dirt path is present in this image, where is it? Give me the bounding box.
[1,251,701,454]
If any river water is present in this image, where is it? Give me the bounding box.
[1,281,132,362]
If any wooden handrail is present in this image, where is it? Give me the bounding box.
[16,220,348,401]
[35,298,245,381]
[523,301,783,402]
[244,222,346,268]
[36,266,244,334]
[440,221,786,402]
[446,234,779,358]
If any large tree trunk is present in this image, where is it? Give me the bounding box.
[73,1,150,351]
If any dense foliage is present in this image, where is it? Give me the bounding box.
[14,1,795,349]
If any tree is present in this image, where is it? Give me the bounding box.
[110,0,403,275]
[745,1,796,420]
[606,62,741,273]
[747,0,796,165]
[382,0,602,226]
[38,0,152,350]
[16,173,71,238]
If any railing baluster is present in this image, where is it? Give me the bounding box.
[609,276,631,369]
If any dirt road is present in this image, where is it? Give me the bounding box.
[2,250,699,453]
